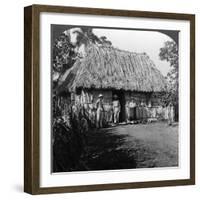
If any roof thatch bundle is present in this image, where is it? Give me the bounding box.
[57,44,167,93]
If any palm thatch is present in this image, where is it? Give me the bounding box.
[57,44,167,93]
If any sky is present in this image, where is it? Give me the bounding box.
[93,28,173,76]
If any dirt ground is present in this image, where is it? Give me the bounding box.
[83,122,178,171]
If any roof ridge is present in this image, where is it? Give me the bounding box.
[87,43,148,56]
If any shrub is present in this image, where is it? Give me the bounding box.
[53,103,89,172]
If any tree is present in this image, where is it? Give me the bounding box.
[52,27,112,88]
[159,40,179,105]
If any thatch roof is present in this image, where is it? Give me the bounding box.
[57,44,167,93]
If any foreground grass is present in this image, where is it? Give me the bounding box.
[83,122,178,170]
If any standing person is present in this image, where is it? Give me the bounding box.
[168,102,174,125]
[143,102,148,123]
[113,95,121,124]
[129,97,137,121]
[136,102,140,121]
[140,100,146,123]
[139,101,144,121]
[126,100,130,123]
[96,94,104,128]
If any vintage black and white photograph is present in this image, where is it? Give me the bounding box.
[51,25,179,173]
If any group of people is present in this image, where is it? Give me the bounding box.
[94,94,155,128]
[125,99,147,123]
[71,93,175,129]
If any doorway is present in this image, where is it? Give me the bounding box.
[112,90,126,122]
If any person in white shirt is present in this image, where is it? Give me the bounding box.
[96,94,104,128]
[112,95,121,124]
[126,100,130,123]
[168,102,174,125]
[129,98,137,121]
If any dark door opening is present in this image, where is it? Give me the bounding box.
[112,90,126,122]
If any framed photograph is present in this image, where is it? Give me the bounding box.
[24,4,195,194]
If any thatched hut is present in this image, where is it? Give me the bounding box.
[56,44,168,122]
